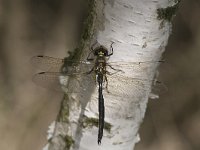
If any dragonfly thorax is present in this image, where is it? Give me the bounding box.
[95,62,106,74]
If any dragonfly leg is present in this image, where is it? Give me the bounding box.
[107,42,114,56]
[107,64,125,74]
[94,74,97,84]
[106,71,112,75]
[87,42,98,61]
[104,75,110,93]
[85,66,94,75]
[91,41,98,51]
[87,51,94,61]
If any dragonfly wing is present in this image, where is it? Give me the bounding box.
[106,60,166,97]
[59,73,95,94]
[105,74,166,98]
[105,75,151,98]
[31,55,64,72]
[150,79,168,97]
[61,62,94,75]
[32,71,95,93]
[107,60,164,75]
[31,55,95,92]
[108,60,164,66]
[31,55,94,73]
[33,72,63,92]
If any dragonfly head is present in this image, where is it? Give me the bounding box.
[94,45,108,57]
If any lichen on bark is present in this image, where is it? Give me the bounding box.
[157,0,181,22]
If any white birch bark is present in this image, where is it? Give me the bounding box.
[44,0,179,150]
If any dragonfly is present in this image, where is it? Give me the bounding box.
[31,42,164,145]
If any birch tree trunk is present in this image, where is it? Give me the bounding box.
[44,0,180,150]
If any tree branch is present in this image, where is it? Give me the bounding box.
[44,0,180,150]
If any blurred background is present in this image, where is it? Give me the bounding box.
[0,0,199,150]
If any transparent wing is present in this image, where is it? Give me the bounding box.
[105,75,150,97]
[31,55,164,74]
[33,71,166,97]
[104,60,166,96]
[107,60,164,74]
[31,55,64,72]
[108,60,164,65]
[31,55,166,95]
[31,55,94,72]
[33,72,62,92]
[32,71,95,93]
[31,55,94,93]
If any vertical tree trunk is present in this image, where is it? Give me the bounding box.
[44,0,180,150]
